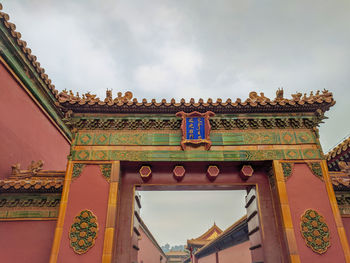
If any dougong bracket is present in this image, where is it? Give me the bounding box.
[176,111,215,150]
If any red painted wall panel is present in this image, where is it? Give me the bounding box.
[0,63,69,178]
[286,163,346,262]
[342,216,350,246]
[0,220,56,263]
[198,253,216,263]
[218,241,251,263]
[57,165,109,263]
[138,227,167,263]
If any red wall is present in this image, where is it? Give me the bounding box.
[342,216,350,246]
[57,165,109,262]
[0,220,56,263]
[218,241,251,263]
[286,163,346,262]
[196,241,251,263]
[0,63,70,178]
[197,253,216,263]
[138,227,167,263]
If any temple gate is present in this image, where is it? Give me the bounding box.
[46,89,350,262]
[0,4,349,262]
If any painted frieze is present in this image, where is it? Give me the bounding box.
[300,209,330,254]
[281,162,293,181]
[72,163,86,180]
[74,129,316,146]
[69,210,99,254]
[307,162,324,181]
[70,148,322,162]
[99,164,112,182]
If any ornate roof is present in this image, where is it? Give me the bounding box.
[187,223,223,247]
[0,161,64,193]
[326,136,350,161]
[58,89,335,115]
[330,171,350,191]
[194,216,248,259]
[0,4,59,98]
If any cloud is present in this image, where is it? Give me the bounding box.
[134,46,203,97]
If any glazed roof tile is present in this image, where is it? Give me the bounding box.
[194,215,247,256]
[59,89,335,114]
[0,161,64,192]
[0,177,63,192]
[187,223,223,246]
[330,171,350,191]
[0,4,59,98]
[326,136,350,161]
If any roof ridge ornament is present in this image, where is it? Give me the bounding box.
[57,89,335,115]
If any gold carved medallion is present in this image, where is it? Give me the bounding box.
[300,209,330,254]
[69,210,99,254]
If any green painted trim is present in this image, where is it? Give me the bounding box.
[71,148,322,161]
[0,193,61,219]
[0,23,72,140]
[72,163,86,179]
[75,130,316,146]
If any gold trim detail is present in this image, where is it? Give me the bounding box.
[300,209,330,254]
[69,210,99,255]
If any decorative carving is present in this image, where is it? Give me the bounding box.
[105,89,113,103]
[338,161,350,176]
[71,148,322,162]
[173,166,186,182]
[58,90,334,116]
[11,160,44,178]
[335,192,350,215]
[65,116,321,131]
[72,163,86,179]
[176,111,215,150]
[69,210,99,254]
[99,164,112,182]
[275,88,284,101]
[139,166,152,182]
[281,163,293,181]
[114,91,133,103]
[0,194,61,208]
[307,162,323,181]
[300,209,330,254]
[27,160,44,175]
[75,130,315,147]
[240,165,254,181]
[207,166,220,181]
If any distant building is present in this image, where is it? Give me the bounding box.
[184,216,250,263]
[326,136,350,241]
[187,223,223,256]
[166,251,189,263]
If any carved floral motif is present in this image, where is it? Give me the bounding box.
[99,164,112,182]
[307,162,323,181]
[300,209,330,254]
[281,162,293,181]
[69,210,98,254]
[72,163,86,179]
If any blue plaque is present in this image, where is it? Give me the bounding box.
[185,117,205,140]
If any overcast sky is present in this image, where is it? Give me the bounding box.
[2,0,350,246]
